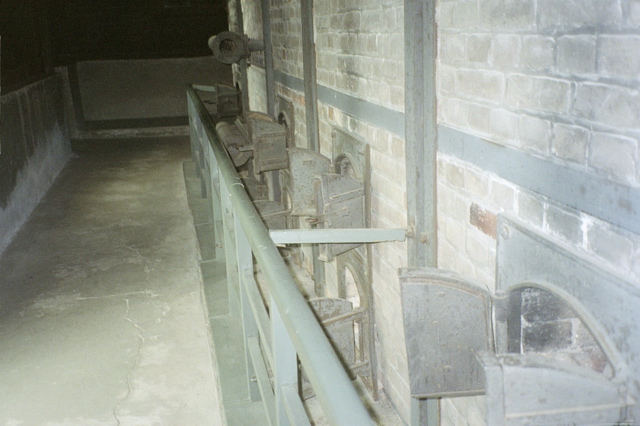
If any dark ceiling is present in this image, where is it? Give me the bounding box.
[1,0,228,92]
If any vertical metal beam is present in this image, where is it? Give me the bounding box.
[261,0,276,118]
[405,0,439,424]
[405,0,437,269]
[300,0,325,295]
[300,0,319,152]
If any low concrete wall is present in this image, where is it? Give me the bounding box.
[68,57,233,132]
[0,73,72,255]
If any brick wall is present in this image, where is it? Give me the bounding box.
[438,0,639,186]
[437,0,640,423]
[228,0,639,423]
[437,0,640,297]
[272,0,304,79]
[313,0,410,419]
[234,0,412,420]
[314,0,405,111]
[316,102,410,418]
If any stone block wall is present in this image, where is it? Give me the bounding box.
[0,73,72,255]
[271,0,304,79]
[314,0,405,111]
[437,0,640,423]
[438,0,639,185]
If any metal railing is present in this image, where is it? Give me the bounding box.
[187,84,374,425]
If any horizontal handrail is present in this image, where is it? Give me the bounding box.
[270,228,406,245]
[187,84,373,425]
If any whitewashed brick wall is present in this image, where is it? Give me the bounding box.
[271,0,412,419]
[310,0,410,413]
[228,0,640,424]
[437,0,640,423]
[438,0,640,185]
[248,67,268,113]
[316,103,411,419]
[314,0,405,111]
[272,0,304,78]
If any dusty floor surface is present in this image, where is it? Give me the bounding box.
[0,137,225,425]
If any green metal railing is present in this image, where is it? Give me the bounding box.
[187,84,373,425]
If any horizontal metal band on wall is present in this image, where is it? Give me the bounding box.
[274,70,405,137]
[272,70,639,235]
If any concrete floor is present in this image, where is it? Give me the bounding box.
[0,137,225,424]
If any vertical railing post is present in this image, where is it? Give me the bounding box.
[219,175,239,307]
[271,297,297,426]
[207,143,224,259]
[235,215,261,401]
[188,100,198,164]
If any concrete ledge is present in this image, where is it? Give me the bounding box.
[0,73,72,256]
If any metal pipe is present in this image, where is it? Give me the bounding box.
[187,85,373,425]
[269,228,406,245]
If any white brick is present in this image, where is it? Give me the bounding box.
[456,69,505,104]
[518,115,551,153]
[587,222,635,271]
[456,254,477,278]
[589,132,638,183]
[557,35,596,76]
[490,179,516,211]
[464,166,490,198]
[506,75,571,114]
[521,36,555,71]
[468,102,491,134]
[441,97,470,128]
[466,231,492,269]
[517,190,544,227]
[454,0,479,28]
[538,0,622,30]
[468,34,492,63]
[438,182,470,221]
[489,109,518,143]
[492,34,521,69]
[437,2,455,28]
[552,123,589,164]
[440,34,467,64]
[479,0,535,30]
[445,216,466,248]
[546,205,584,246]
[390,135,405,158]
[439,65,457,94]
[598,36,640,81]
[441,158,466,188]
[438,239,460,271]
[573,83,640,129]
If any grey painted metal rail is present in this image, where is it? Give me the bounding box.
[186,84,373,425]
[270,228,406,245]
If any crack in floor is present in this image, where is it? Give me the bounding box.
[112,297,146,425]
